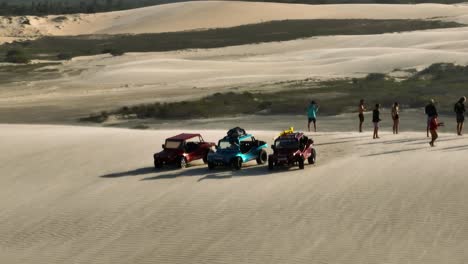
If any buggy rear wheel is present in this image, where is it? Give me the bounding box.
[231,157,242,170]
[256,149,268,165]
[298,157,305,170]
[308,149,316,165]
[154,160,162,169]
[208,161,215,170]
[178,157,187,169]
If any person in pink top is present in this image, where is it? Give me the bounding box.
[429,115,444,147]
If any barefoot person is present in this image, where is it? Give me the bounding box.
[454,96,466,136]
[373,104,381,139]
[429,115,444,147]
[425,99,438,137]
[392,102,400,134]
[358,99,366,133]
[307,101,319,132]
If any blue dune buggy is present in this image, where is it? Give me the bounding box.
[207,128,268,170]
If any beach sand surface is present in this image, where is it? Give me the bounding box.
[1,124,468,264]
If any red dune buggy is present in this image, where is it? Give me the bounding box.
[153,133,216,169]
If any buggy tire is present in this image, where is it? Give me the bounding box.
[208,161,216,170]
[154,160,163,169]
[178,157,187,169]
[203,151,212,164]
[298,157,305,170]
[308,149,316,165]
[231,157,242,170]
[268,159,274,170]
[257,149,268,165]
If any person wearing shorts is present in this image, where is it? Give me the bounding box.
[454,96,466,136]
[358,99,366,133]
[307,101,319,132]
[373,104,381,139]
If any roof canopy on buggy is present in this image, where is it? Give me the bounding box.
[277,132,304,140]
[167,133,202,141]
[221,134,253,141]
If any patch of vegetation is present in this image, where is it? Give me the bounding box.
[5,49,30,64]
[0,62,60,84]
[132,124,150,130]
[56,52,72,60]
[0,63,60,84]
[79,111,109,123]
[411,63,468,81]
[80,63,468,122]
[365,73,387,82]
[51,16,68,23]
[0,19,462,62]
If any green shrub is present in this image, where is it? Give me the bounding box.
[79,111,109,123]
[57,53,72,60]
[365,73,386,81]
[51,16,68,23]
[5,49,30,64]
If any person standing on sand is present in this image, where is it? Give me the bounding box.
[454,96,466,136]
[373,104,381,139]
[307,101,319,132]
[425,99,438,138]
[429,115,444,147]
[392,102,400,134]
[358,99,366,133]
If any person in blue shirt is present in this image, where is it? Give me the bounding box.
[307,101,319,132]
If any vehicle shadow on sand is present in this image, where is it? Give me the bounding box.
[141,163,299,181]
[100,167,156,178]
[100,163,209,178]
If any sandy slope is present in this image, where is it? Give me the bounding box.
[3,1,468,41]
[1,124,468,264]
[3,26,468,120]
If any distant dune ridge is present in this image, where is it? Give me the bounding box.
[2,1,468,120]
[2,1,468,43]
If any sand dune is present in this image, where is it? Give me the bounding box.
[1,124,468,263]
[2,1,468,41]
[3,1,468,120]
[3,26,468,114]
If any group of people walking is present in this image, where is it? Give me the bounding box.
[307,96,467,147]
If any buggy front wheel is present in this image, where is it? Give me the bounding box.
[231,157,242,170]
[154,160,163,169]
[308,149,316,165]
[256,150,268,165]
